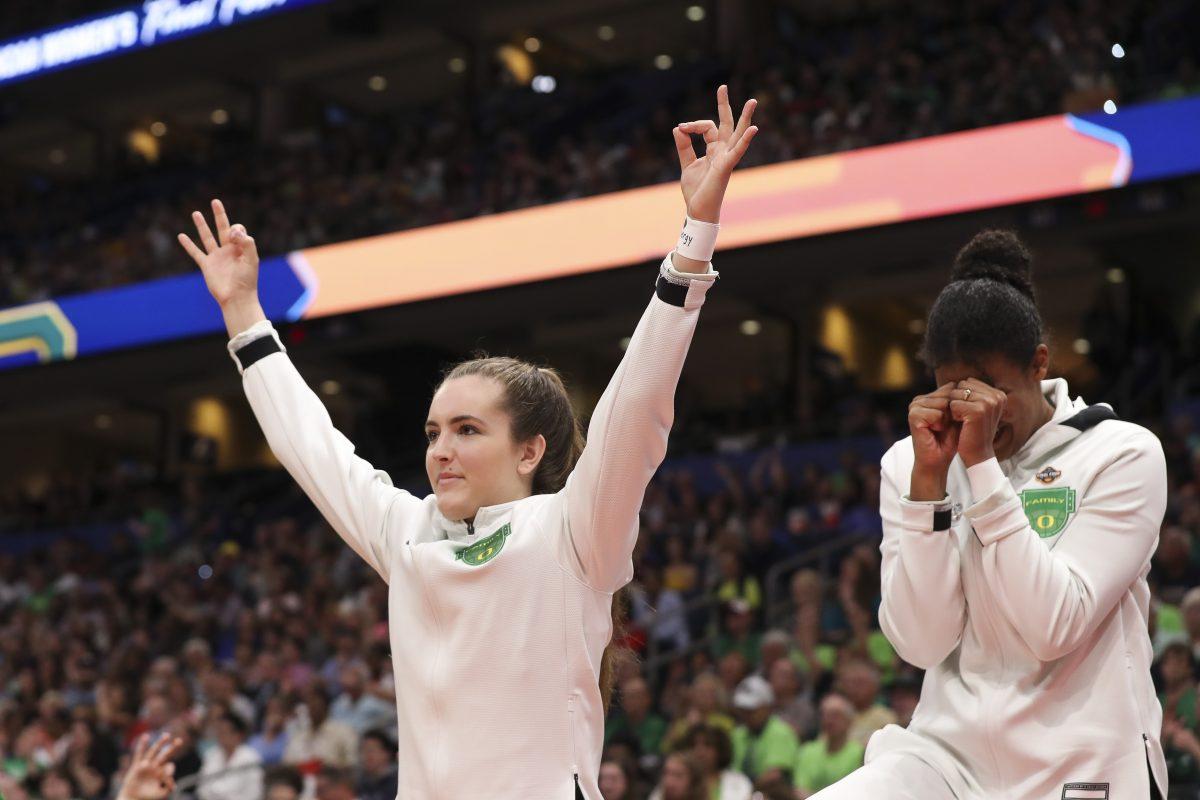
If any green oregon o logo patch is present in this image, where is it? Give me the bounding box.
[1020,488,1077,538]
[454,524,512,566]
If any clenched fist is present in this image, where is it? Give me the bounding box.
[908,382,959,500]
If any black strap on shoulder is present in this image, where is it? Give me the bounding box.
[235,335,282,371]
[655,275,689,307]
[1059,404,1118,432]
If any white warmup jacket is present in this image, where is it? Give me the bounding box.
[226,255,715,800]
[873,378,1168,799]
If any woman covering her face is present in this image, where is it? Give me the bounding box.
[812,231,1168,799]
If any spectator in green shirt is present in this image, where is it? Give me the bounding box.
[713,600,762,667]
[794,693,864,797]
[606,676,668,756]
[729,676,799,785]
[714,552,762,613]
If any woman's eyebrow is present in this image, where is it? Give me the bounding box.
[425,415,485,427]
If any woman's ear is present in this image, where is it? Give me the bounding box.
[1031,343,1050,381]
[516,434,547,478]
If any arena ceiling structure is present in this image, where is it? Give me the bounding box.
[0,0,736,177]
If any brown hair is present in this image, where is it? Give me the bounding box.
[660,751,709,800]
[438,355,630,711]
[441,356,584,494]
[683,723,734,771]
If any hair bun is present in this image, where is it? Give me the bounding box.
[951,229,1035,301]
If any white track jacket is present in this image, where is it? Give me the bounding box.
[874,378,1168,799]
[226,255,715,799]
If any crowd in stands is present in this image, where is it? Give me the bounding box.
[0,400,1198,799]
[2,0,1198,307]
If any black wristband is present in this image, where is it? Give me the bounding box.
[235,335,282,372]
[655,275,689,307]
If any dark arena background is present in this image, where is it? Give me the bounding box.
[1,1,1200,798]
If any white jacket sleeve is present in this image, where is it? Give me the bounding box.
[964,429,1166,662]
[228,320,422,584]
[877,443,968,669]
[559,255,715,592]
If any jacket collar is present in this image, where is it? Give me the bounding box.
[1002,378,1109,473]
[431,498,522,545]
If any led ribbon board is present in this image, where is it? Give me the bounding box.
[0,0,330,86]
[1,95,1198,371]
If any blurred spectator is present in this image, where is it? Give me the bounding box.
[792,694,864,798]
[356,729,397,800]
[838,659,897,747]
[598,756,638,800]
[713,600,762,665]
[1160,642,1198,730]
[886,676,922,730]
[329,663,394,736]
[788,569,848,649]
[595,753,643,800]
[768,658,817,741]
[648,751,707,800]
[197,713,264,800]
[1182,587,1200,663]
[755,630,792,680]
[315,765,357,800]
[632,568,690,653]
[264,767,304,800]
[661,673,734,755]
[606,677,667,758]
[729,676,799,785]
[683,723,753,800]
[63,718,118,798]
[282,686,358,770]
[1152,525,1200,600]
[247,695,291,767]
[714,554,762,613]
[661,537,699,596]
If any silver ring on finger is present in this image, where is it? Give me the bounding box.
[962,387,972,401]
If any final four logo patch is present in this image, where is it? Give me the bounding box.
[1035,465,1062,484]
[454,524,512,566]
[1020,488,1077,538]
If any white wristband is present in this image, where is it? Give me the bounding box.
[675,215,720,262]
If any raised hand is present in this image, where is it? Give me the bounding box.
[908,382,960,500]
[673,85,758,222]
[178,199,260,308]
[116,733,183,800]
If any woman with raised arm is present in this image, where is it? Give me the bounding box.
[812,231,1168,799]
[177,86,757,800]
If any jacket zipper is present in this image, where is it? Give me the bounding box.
[568,694,580,796]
